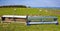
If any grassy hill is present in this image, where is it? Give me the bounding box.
[0,8,60,31]
[0,8,60,16]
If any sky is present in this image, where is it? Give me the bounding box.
[0,0,60,7]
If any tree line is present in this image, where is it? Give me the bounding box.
[0,5,31,8]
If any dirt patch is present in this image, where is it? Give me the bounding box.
[3,17,27,23]
[54,11,60,14]
[0,17,1,19]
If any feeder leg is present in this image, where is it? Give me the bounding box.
[56,22,59,25]
[27,22,30,26]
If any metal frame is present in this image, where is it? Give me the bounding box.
[27,16,58,25]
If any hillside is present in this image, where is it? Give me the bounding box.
[0,8,60,31]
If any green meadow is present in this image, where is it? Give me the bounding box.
[0,8,60,31]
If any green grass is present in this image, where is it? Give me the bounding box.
[0,23,60,31]
[0,8,60,31]
[0,8,60,16]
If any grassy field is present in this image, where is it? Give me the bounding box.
[0,8,60,16]
[0,8,60,31]
[0,23,60,31]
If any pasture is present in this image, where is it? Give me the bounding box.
[0,8,60,31]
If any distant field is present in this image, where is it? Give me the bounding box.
[0,8,60,31]
[0,8,60,16]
